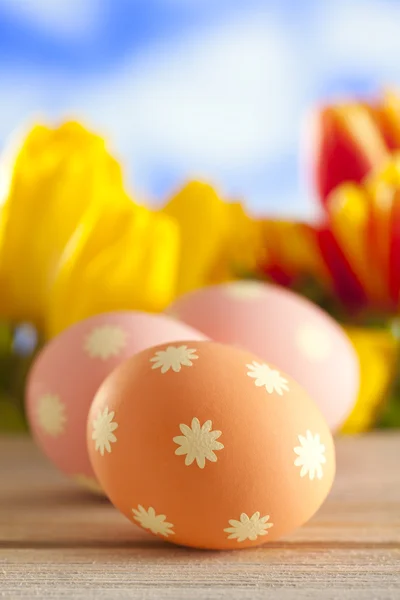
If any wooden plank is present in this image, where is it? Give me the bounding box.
[0,434,399,599]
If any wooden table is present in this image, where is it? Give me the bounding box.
[0,434,399,599]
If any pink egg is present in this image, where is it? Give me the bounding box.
[166,281,359,432]
[25,311,207,492]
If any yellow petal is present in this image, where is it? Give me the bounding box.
[366,151,400,188]
[163,181,265,293]
[326,182,387,303]
[162,181,231,294]
[381,88,400,147]
[46,200,179,337]
[260,219,329,283]
[335,103,389,167]
[0,121,126,327]
[364,154,400,306]
[341,326,398,434]
[208,201,264,284]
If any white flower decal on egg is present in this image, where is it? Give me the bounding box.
[294,430,326,480]
[225,281,266,300]
[36,393,67,437]
[224,512,273,542]
[132,505,175,537]
[150,345,198,374]
[246,361,289,396]
[173,417,224,468]
[84,325,127,360]
[91,406,118,456]
[296,323,332,361]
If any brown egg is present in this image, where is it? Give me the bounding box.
[87,341,335,550]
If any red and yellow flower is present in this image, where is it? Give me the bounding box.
[259,93,400,431]
[0,112,399,433]
[311,90,400,204]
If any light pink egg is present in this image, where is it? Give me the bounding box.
[25,311,207,492]
[166,281,359,432]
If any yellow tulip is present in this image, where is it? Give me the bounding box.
[341,327,398,433]
[208,201,264,285]
[162,181,263,295]
[0,121,126,327]
[47,199,179,337]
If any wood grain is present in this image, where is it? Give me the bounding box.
[0,434,399,599]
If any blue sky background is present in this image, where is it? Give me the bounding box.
[1,0,400,217]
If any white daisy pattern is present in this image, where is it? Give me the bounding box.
[73,474,103,495]
[294,430,326,480]
[224,512,274,542]
[246,361,289,395]
[225,281,265,300]
[296,323,332,361]
[36,393,67,437]
[91,406,118,456]
[150,345,198,374]
[84,325,127,360]
[173,417,224,469]
[132,505,174,537]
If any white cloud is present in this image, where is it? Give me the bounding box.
[70,11,303,185]
[0,72,44,206]
[0,8,310,214]
[321,0,400,79]
[247,189,313,219]
[0,74,42,141]
[0,0,104,39]
[156,0,232,5]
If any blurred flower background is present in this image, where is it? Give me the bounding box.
[2,0,400,431]
[4,0,400,216]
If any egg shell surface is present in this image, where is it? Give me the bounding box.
[88,340,335,549]
[26,311,207,492]
[166,281,359,432]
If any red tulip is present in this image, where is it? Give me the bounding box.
[310,92,400,205]
[260,154,400,318]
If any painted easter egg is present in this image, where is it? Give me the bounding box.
[25,312,207,493]
[88,340,335,549]
[166,281,359,431]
